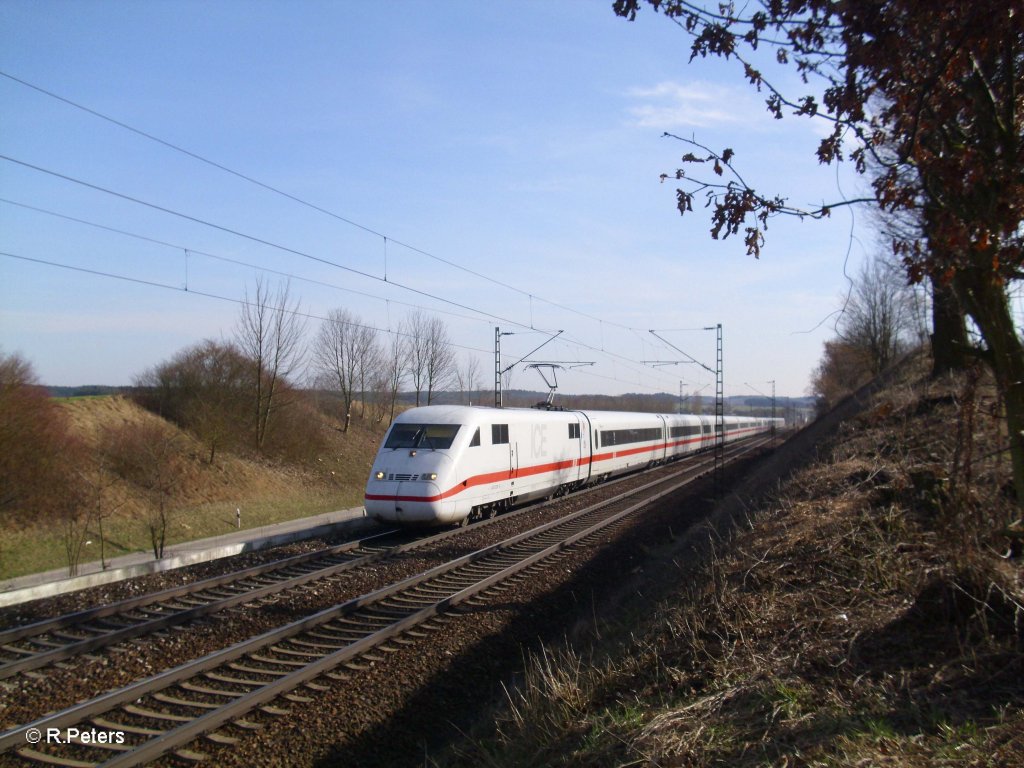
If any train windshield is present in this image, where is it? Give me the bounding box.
[384,424,461,450]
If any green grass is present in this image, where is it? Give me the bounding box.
[0,488,364,581]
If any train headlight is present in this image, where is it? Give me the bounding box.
[374,470,385,480]
[427,473,438,481]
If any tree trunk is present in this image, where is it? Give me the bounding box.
[955,266,1024,506]
[931,275,969,376]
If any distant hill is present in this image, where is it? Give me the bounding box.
[49,385,816,420]
[46,385,133,398]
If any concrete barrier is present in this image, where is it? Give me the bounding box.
[0,507,377,608]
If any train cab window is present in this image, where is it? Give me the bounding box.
[492,424,509,445]
[469,427,480,447]
[385,424,461,450]
[568,423,581,439]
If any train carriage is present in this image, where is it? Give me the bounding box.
[365,405,782,526]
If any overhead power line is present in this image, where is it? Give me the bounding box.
[0,71,701,393]
[2,250,679,395]
[0,157,684,390]
[0,69,642,332]
[0,250,492,355]
[0,197,492,329]
[0,154,530,331]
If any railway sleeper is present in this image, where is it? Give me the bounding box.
[65,732,133,752]
[123,703,193,722]
[383,594,441,608]
[16,747,97,768]
[307,628,361,642]
[287,637,347,651]
[173,596,213,607]
[91,716,164,737]
[403,587,458,600]
[331,616,393,631]
[173,748,209,763]
[205,671,273,687]
[266,644,324,659]
[152,692,222,710]
[364,606,415,619]
[227,662,289,677]
[48,630,92,642]
[248,653,309,667]
[179,681,243,698]
[203,731,240,746]
[26,637,67,649]
[135,605,173,617]
[118,611,151,622]
[259,706,291,716]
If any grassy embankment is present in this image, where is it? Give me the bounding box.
[439,357,1024,767]
[0,395,386,581]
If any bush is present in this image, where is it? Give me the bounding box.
[0,351,81,524]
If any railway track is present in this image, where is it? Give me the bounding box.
[0,438,757,683]
[0,437,768,767]
[0,470,658,682]
[0,530,406,680]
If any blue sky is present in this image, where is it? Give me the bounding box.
[0,0,875,400]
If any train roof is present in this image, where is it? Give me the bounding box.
[390,405,757,426]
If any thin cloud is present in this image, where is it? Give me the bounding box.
[625,80,755,129]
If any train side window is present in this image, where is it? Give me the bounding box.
[568,423,580,439]
[492,424,509,444]
[469,428,480,447]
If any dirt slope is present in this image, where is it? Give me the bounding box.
[439,355,1024,767]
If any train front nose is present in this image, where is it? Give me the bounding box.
[392,480,444,523]
[364,455,454,524]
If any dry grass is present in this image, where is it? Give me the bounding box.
[439,358,1024,767]
[0,395,388,579]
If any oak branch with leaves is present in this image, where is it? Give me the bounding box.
[617,0,1024,507]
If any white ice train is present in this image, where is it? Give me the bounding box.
[364,405,783,526]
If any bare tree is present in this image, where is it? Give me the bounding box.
[312,308,379,432]
[355,325,381,421]
[424,316,456,405]
[403,311,456,406]
[405,311,431,407]
[838,258,916,375]
[375,328,407,424]
[235,278,307,452]
[454,353,482,405]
